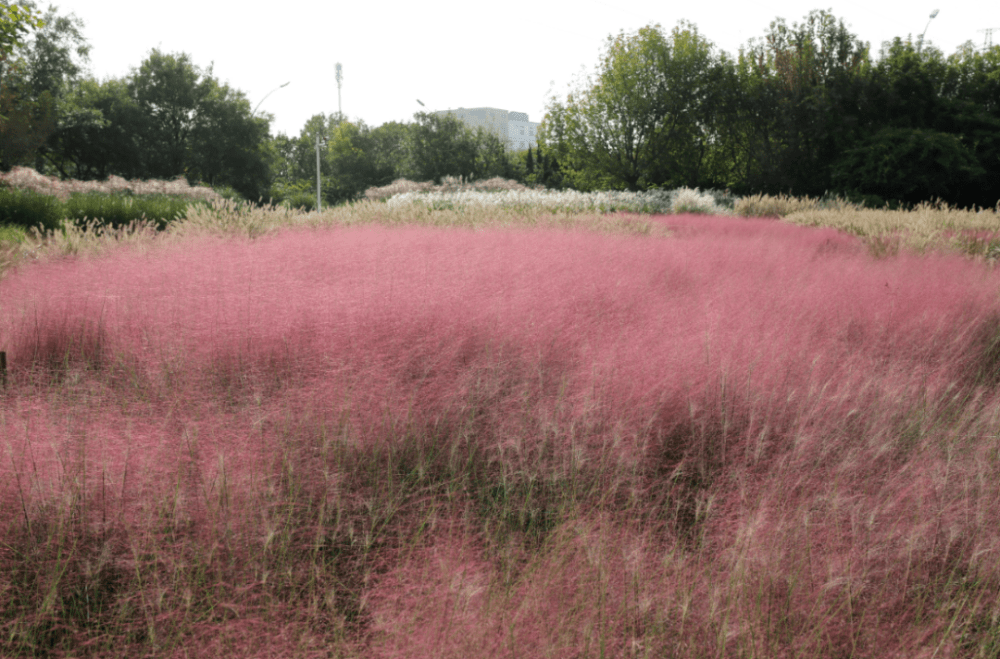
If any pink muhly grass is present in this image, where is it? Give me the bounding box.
[2,215,1000,655]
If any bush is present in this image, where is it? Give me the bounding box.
[0,224,28,243]
[669,187,731,215]
[0,187,64,232]
[63,193,207,230]
[734,193,823,217]
[208,184,245,202]
[279,190,318,212]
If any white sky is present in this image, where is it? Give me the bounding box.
[46,0,999,138]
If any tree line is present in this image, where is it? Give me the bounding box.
[542,11,1000,209]
[0,1,560,209]
[2,3,998,209]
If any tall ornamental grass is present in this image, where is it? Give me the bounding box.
[784,199,1000,258]
[0,166,222,203]
[1,212,1000,656]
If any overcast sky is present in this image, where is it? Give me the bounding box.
[47,0,998,138]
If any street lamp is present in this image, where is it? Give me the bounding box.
[416,99,425,107]
[252,81,290,116]
[316,130,325,212]
[918,9,939,54]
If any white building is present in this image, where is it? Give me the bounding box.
[431,107,539,152]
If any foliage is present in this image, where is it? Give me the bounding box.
[832,126,986,204]
[0,184,61,230]
[0,63,54,168]
[62,191,207,230]
[731,10,874,196]
[539,22,735,192]
[11,43,273,201]
[2,2,93,176]
[406,110,480,184]
[324,118,402,204]
[0,0,42,65]
[126,50,272,200]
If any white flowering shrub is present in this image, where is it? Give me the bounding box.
[380,179,737,217]
[670,187,731,215]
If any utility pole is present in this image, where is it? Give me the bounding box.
[335,63,343,123]
[316,129,322,212]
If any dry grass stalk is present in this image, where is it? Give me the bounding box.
[0,166,223,203]
[784,199,1000,257]
[364,176,541,202]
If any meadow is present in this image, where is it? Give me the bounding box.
[2,177,1000,657]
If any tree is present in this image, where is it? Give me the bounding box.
[734,10,873,195]
[407,111,479,184]
[834,38,1000,207]
[43,77,145,180]
[831,126,985,204]
[0,61,54,168]
[0,0,49,167]
[187,76,271,200]
[538,21,735,192]
[526,145,534,174]
[9,1,97,176]
[325,118,397,204]
[0,1,43,75]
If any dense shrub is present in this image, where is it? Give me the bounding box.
[0,187,63,232]
[278,190,318,212]
[63,192,207,230]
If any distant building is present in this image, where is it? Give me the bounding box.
[431,107,539,152]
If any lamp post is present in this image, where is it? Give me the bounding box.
[335,64,343,123]
[918,9,939,54]
[252,81,290,116]
[316,130,324,212]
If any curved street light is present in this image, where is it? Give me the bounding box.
[918,10,939,54]
[252,81,291,116]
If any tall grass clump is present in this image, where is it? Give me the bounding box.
[0,186,64,232]
[0,166,222,203]
[667,187,733,215]
[2,209,1000,655]
[784,198,1000,259]
[63,192,210,230]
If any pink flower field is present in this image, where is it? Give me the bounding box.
[2,213,1000,657]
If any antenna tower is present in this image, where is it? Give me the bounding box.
[335,63,343,122]
[977,28,1000,49]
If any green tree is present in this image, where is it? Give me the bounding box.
[187,76,272,200]
[833,38,1000,207]
[0,0,49,167]
[45,77,145,180]
[0,60,54,168]
[70,49,272,198]
[325,118,398,204]
[9,1,97,176]
[538,21,735,192]
[526,145,534,174]
[407,110,479,183]
[471,124,521,181]
[831,126,985,204]
[0,0,43,75]
[734,9,873,195]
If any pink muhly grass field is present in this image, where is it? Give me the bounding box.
[2,214,1000,656]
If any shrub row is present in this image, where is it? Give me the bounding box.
[0,187,212,232]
